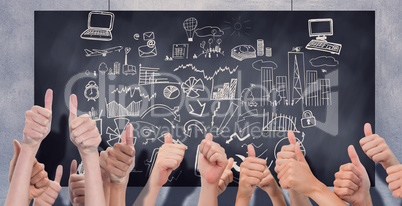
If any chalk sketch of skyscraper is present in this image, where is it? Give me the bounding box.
[276,76,287,103]
[261,67,273,106]
[288,51,305,106]
[305,70,319,106]
[320,79,332,105]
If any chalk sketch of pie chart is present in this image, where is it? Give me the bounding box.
[163,85,180,99]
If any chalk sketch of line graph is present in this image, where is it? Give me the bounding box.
[106,99,141,118]
[173,64,238,81]
[262,110,300,133]
[138,64,177,85]
[111,86,156,100]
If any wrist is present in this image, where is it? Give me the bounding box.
[307,179,326,197]
[235,193,252,206]
[20,142,40,154]
[383,156,400,170]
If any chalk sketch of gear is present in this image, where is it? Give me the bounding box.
[84,80,100,101]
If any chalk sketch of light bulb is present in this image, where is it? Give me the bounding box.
[183,17,198,42]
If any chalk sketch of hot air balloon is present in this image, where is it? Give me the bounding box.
[183,17,198,42]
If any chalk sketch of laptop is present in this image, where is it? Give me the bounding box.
[80,11,115,41]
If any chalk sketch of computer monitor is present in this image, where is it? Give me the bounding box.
[308,18,333,41]
[81,11,115,41]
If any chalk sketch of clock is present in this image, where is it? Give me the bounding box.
[84,81,100,101]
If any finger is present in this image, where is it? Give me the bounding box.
[70,159,77,175]
[164,133,173,144]
[69,94,78,122]
[387,165,402,175]
[288,130,296,144]
[126,124,134,147]
[226,157,234,170]
[205,133,213,141]
[364,123,373,137]
[54,165,63,183]
[44,89,53,111]
[248,144,255,158]
[348,145,362,167]
[295,142,306,162]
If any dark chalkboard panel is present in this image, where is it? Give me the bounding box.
[35,11,375,186]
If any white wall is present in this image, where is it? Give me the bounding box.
[0,0,401,205]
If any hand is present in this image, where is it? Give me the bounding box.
[8,140,50,201]
[68,160,85,206]
[22,89,53,148]
[334,145,371,206]
[33,165,63,206]
[198,133,228,185]
[69,94,101,155]
[259,166,282,197]
[360,123,399,169]
[386,164,402,198]
[275,142,318,196]
[149,133,186,187]
[217,158,234,195]
[100,124,135,185]
[237,145,266,199]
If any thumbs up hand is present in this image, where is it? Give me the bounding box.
[386,164,402,198]
[33,165,63,206]
[217,157,234,196]
[236,145,266,203]
[68,160,85,206]
[360,123,399,170]
[22,89,53,148]
[69,94,101,155]
[100,124,136,185]
[334,145,372,206]
[149,133,186,187]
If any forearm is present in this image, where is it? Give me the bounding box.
[81,152,106,206]
[109,183,127,206]
[103,180,110,206]
[268,190,286,206]
[133,180,161,206]
[308,181,347,206]
[5,144,38,206]
[382,156,400,170]
[289,189,312,206]
[235,194,251,206]
[198,179,218,206]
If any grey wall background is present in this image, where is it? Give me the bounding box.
[0,0,401,205]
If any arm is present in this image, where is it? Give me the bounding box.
[68,160,85,206]
[197,133,228,206]
[386,164,402,198]
[69,94,105,206]
[100,124,135,206]
[217,158,234,196]
[6,89,53,206]
[360,123,399,170]
[33,165,63,206]
[235,145,266,206]
[133,133,186,206]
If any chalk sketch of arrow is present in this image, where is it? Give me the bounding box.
[237,109,258,122]
[189,100,206,117]
[141,104,181,122]
[183,119,207,137]
[233,154,246,172]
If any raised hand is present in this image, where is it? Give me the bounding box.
[386,164,402,198]
[360,123,399,170]
[258,166,285,204]
[33,165,63,206]
[69,94,101,155]
[217,158,234,196]
[68,160,85,206]
[236,145,266,205]
[334,145,372,206]
[23,89,53,148]
[100,124,135,185]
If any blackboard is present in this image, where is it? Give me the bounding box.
[34,11,375,187]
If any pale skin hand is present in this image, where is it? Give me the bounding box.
[386,164,402,198]
[133,133,186,206]
[68,160,85,206]
[198,133,228,206]
[235,145,266,206]
[69,94,105,206]
[33,165,63,206]
[275,142,347,206]
[217,157,234,196]
[334,145,372,206]
[258,167,286,206]
[5,89,53,206]
[360,123,399,170]
[100,124,135,206]
[276,131,312,206]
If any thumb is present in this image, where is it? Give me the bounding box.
[288,130,296,144]
[248,144,255,158]
[44,89,53,112]
[54,165,63,183]
[9,140,22,183]
[364,123,373,137]
[348,145,362,167]
[226,157,234,170]
[164,133,173,144]
[122,124,134,147]
[69,94,78,122]
[205,133,213,141]
[295,142,306,162]
[12,139,21,160]
[70,159,77,175]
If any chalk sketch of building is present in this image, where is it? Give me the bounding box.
[276,76,288,104]
[320,79,332,105]
[288,51,305,106]
[305,70,319,106]
[261,67,274,106]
